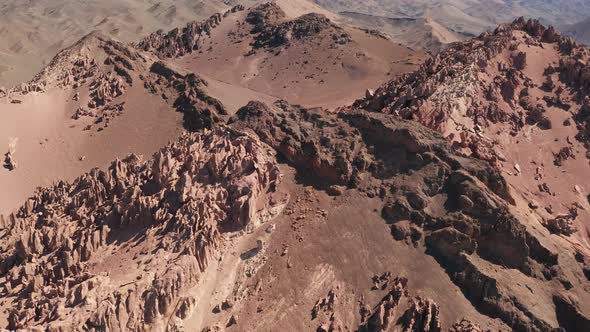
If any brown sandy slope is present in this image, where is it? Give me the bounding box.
[136,2,426,109]
[337,12,467,52]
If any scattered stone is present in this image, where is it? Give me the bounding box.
[327,185,346,196]
[221,299,233,311]
[266,224,276,233]
[546,207,578,236]
[3,138,18,171]
[227,314,238,327]
[450,319,484,332]
[3,152,17,171]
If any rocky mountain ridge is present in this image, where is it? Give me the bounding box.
[0,2,589,332]
[354,17,590,241]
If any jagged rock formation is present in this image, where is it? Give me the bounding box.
[135,5,245,58]
[136,3,350,59]
[0,127,285,330]
[449,319,484,332]
[12,32,150,132]
[11,30,227,133]
[32,32,144,90]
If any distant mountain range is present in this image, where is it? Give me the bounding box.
[314,0,590,48]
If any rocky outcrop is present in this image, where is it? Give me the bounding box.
[1,34,141,99]
[246,3,351,50]
[449,319,484,332]
[0,127,285,330]
[87,73,126,108]
[25,32,157,133]
[230,100,369,186]
[149,61,226,131]
[312,287,345,332]
[33,33,144,90]
[245,2,286,33]
[365,277,408,331]
[546,206,578,235]
[360,276,443,332]
[135,5,245,58]
[3,138,18,171]
[401,297,442,332]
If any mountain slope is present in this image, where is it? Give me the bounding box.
[1,2,590,332]
[1,98,522,331]
[136,2,426,109]
[355,18,590,242]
